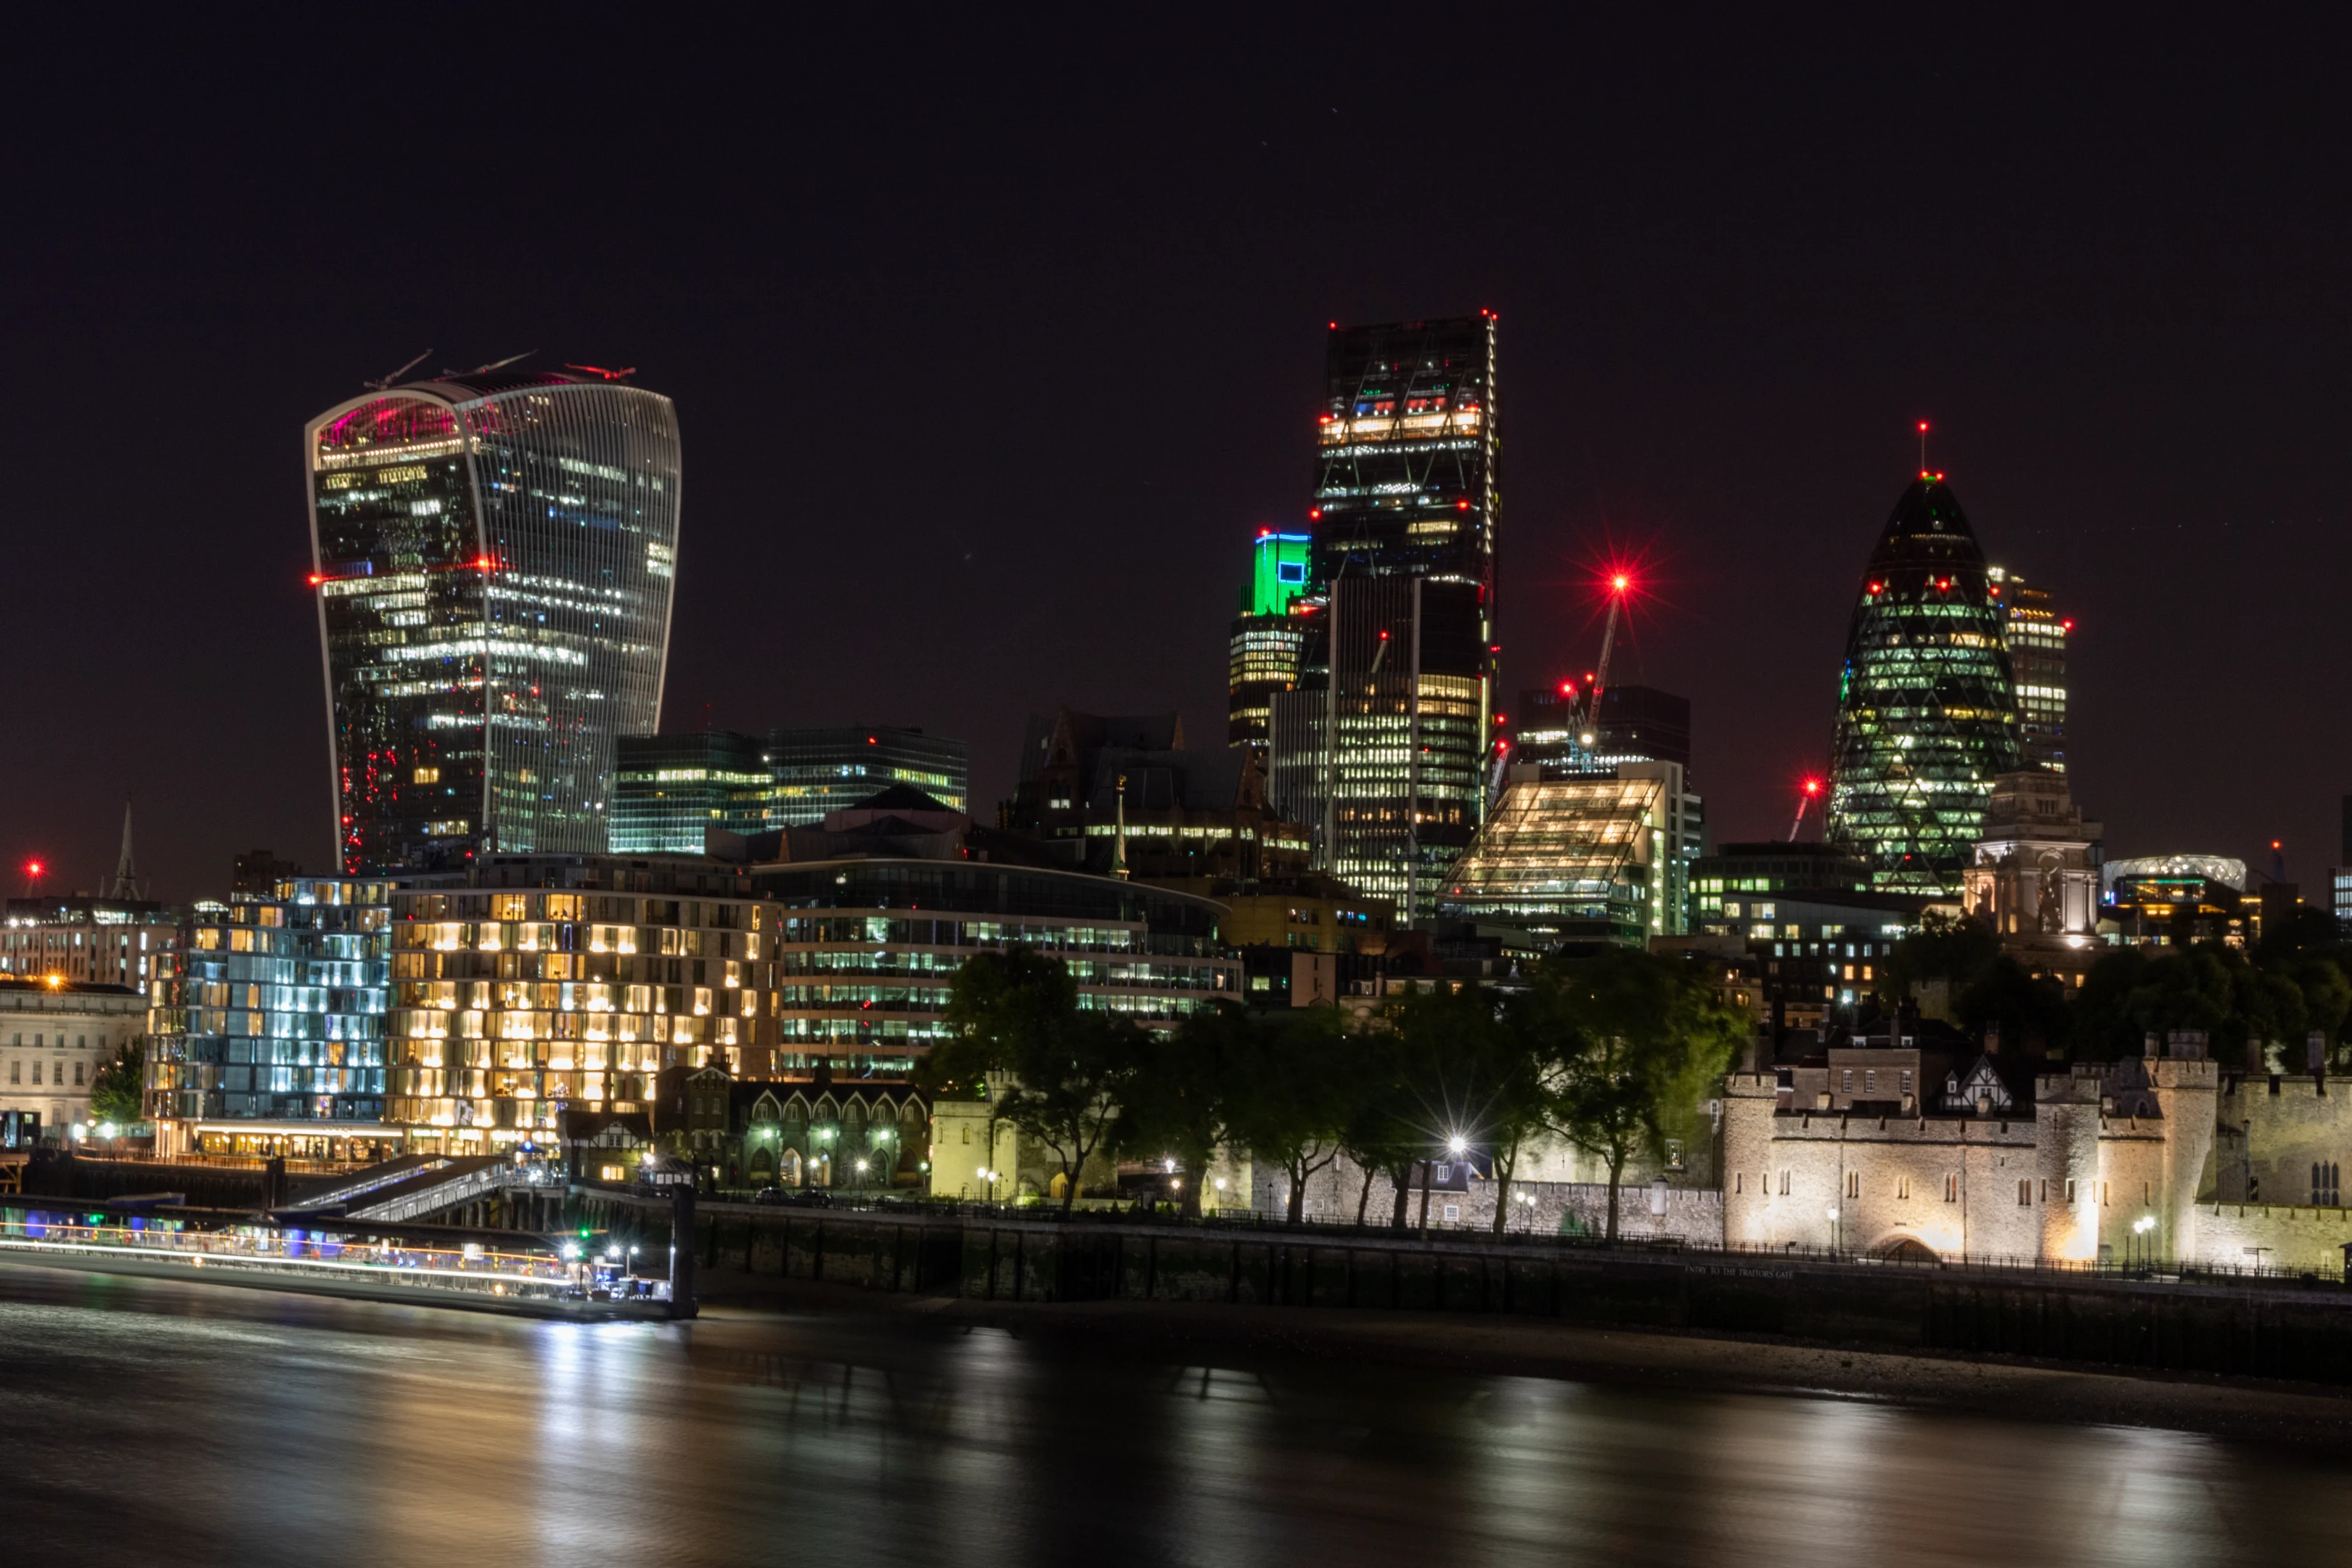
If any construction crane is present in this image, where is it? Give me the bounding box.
[363,349,431,391]
[563,363,637,382]
[1787,777,1823,841]
[1574,573,1633,756]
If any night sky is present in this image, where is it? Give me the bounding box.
[7,15,2349,902]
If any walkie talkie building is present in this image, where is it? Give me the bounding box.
[306,369,681,871]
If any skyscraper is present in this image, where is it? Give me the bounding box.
[1269,314,1500,923]
[306,367,682,871]
[1827,475,2021,894]
[1985,565,2070,772]
[767,726,968,823]
[1227,530,1312,750]
[611,731,773,854]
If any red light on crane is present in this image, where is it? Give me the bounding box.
[1558,680,1575,697]
[1804,778,1821,796]
[1308,507,1322,520]
[1610,573,1630,594]
[308,573,324,586]
[2062,618,2075,632]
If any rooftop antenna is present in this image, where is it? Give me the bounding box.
[1917,420,1930,473]
[364,349,432,391]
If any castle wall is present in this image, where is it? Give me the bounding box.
[2213,1073,2348,1207]
[2193,1202,2352,1274]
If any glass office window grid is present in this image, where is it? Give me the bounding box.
[1436,776,1666,947]
[765,727,968,822]
[754,860,1236,1078]
[1226,612,1309,748]
[144,878,394,1124]
[381,888,780,1149]
[308,372,681,871]
[611,732,772,853]
[1826,477,2020,895]
[1986,565,2069,775]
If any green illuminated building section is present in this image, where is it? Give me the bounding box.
[1250,532,1312,616]
[1826,475,2020,895]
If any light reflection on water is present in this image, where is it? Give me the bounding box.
[0,1266,2341,1567]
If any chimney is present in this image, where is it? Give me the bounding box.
[2143,1031,2160,1061]
[2248,1036,2266,1074]
[1985,1021,2003,1055]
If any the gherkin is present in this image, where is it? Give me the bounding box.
[1826,475,2020,894]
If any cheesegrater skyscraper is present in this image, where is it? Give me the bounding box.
[1268,314,1498,923]
[1826,473,2020,894]
[306,367,681,871]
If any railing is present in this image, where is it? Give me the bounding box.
[75,1152,364,1176]
[652,1190,2352,1290]
[0,1209,668,1305]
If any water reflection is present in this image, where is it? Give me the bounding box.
[0,1266,2341,1567]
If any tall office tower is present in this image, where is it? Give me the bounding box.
[1268,314,1500,924]
[1828,474,2020,894]
[767,726,968,824]
[1512,682,1692,775]
[1227,530,1312,749]
[1985,565,2069,772]
[611,731,773,853]
[307,367,682,872]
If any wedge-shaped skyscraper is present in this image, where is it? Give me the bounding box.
[1827,475,2020,894]
[307,369,680,871]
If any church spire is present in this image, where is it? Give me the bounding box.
[110,794,141,901]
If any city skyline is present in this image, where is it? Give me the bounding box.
[5,17,2351,902]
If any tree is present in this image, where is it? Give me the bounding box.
[927,947,1140,1212]
[1535,947,1747,1241]
[1881,910,2002,1008]
[89,1037,146,1127]
[1114,1000,1244,1216]
[1954,954,2075,1055]
[1223,1004,1355,1224]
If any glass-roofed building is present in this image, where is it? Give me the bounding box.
[1826,475,2020,895]
[306,367,682,872]
[1434,772,1667,949]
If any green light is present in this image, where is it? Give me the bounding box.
[1249,532,1312,616]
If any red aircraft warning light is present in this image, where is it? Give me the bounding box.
[1611,573,1631,593]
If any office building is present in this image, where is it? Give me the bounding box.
[144,877,403,1161]
[1,899,178,988]
[1512,682,1692,775]
[1000,708,1310,881]
[1268,314,1499,925]
[1436,769,1669,949]
[1228,531,1313,749]
[306,367,682,872]
[1,978,146,1141]
[2334,796,2352,936]
[1827,474,2021,894]
[611,731,772,854]
[767,726,967,823]
[1692,878,1929,1034]
[2099,854,2253,947]
[1986,565,2070,773]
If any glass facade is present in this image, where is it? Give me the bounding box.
[1827,476,2020,894]
[144,878,393,1125]
[1986,565,2069,773]
[383,866,785,1149]
[1436,775,1665,947]
[752,860,1236,1077]
[611,732,772,853]
[1268,314,1500,925]
[765,727,968,823]
[307,372,681,871]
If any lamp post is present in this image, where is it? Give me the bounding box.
[1826,1206,1840,1255]
[2130,1213,2157,1273]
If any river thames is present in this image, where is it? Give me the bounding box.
[0,1265,2345,1566]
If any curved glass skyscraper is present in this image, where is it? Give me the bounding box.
[306,371,680,870]
[1827,475,2020,894]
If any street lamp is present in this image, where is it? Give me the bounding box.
[2130,1213,2156,1271]
[1826,1206,1840,1253]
